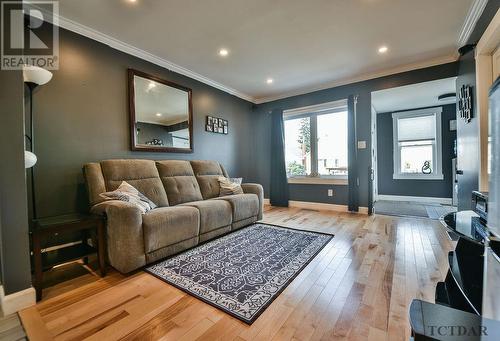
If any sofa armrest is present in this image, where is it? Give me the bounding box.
[91,200,146,273]
[241,183,264,220]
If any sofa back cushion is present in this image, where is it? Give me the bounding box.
[83,162,107,206]
[190,160,226,199]
[100,159,169,207]
[156,160,203,205]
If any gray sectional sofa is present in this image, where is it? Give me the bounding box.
[83,159,263,273]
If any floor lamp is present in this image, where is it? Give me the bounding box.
[23,65,52,220]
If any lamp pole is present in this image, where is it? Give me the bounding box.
[26,82,38,220]
[22,65,53,222]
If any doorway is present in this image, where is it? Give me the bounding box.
[370,78,458,219]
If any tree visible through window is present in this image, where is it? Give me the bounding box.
[285,117,311,176]
[284,108,348,178]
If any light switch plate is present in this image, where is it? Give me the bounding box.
[357,140,367,149]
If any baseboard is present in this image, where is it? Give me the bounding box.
[377,195,453,205]
[264,198,368,214]
[0,285,36,316]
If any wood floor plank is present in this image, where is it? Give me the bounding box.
[18,207,453,341]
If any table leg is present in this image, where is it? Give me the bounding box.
[82,230,89,265]
[32,233,43,301]
[97,221,106,277]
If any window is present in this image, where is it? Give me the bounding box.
[392,107,443,180]
[284,117,311,176]
[284,100,348,183]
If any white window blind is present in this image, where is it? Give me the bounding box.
[397,115,436,142]
[392,107,443,180]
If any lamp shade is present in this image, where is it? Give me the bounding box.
[22,65,52,86]
[25,151,37,168]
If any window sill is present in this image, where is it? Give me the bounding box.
[288,177,348,185]
[393,173,444,180]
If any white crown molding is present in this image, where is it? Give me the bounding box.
[254,54,458,104]
[457,0,488,47]
[25,4,255,103]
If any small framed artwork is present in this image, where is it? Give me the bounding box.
[205,115,229,135]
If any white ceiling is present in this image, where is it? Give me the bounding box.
[56,0,477,103]
[371,77,457,113]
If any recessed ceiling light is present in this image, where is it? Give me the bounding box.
[219,48,229,57]
[266,78,274,84]
[127,0,137,3]
[155,113,162,117]
[378,46,388,54]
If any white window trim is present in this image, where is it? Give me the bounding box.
[392,107,444,180]
[283,99,348,119]
[288,176,348,185]
[284,99,348,184]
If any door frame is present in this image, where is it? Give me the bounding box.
[476,8,500,191]
[371,105,378,202]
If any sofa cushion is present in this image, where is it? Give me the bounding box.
[83,163,107,206]
[190,160,225,199]
[142,206,200,253]
[156,160,203,206]
[213,193,259,222]
[101,159,169,207]
[180,199,232,234]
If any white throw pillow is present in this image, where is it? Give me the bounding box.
[100,181,157,214]
[218,177,243,196]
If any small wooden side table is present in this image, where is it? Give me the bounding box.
[31,213,106,301]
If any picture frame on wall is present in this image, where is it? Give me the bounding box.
[205,115,229,135]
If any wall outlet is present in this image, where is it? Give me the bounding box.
[357,140,367,149]
[328,189,334,197]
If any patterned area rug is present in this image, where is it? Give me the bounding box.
[145,223,333,324]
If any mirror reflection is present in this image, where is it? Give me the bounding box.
[130,71,192,152]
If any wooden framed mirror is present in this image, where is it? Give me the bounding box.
[128,69,193,153]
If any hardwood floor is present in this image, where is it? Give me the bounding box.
[19,206,454,340]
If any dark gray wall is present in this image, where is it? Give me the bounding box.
[376,104,457,198]
[456,51,479,211]
[33,27,255,217]
[251,63,459,207]
[0,70,32,294]
[289,184,348,204]
[455,0,499,210]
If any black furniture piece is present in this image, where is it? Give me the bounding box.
[410,299,500,340]
[437,211,486,315]
[410,210,492,339]
[31,214,106,301]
